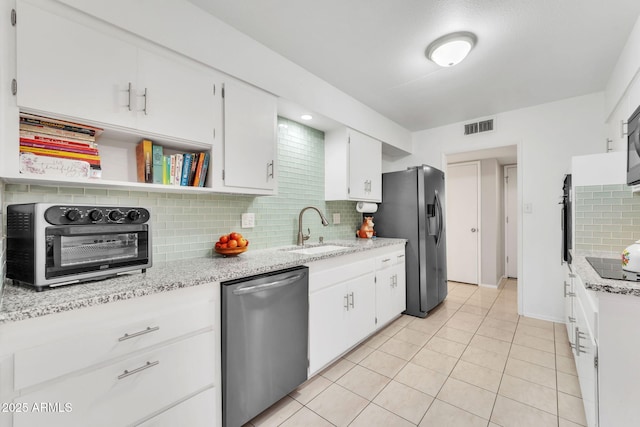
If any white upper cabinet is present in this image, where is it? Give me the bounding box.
[325,127,382,202]
[16,1,220,147]
[17,1,138,130]
[212,78,277,195]
[134,48,221,146]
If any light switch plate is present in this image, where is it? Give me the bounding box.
[241,213,255,228]
[333,213,341,224]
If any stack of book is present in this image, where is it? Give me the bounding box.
[136,139,210,187]
[19,113,103,179]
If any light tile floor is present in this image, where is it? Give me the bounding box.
[246,280,587,427]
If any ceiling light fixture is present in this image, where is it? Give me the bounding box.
[425,31,477,67]
[300,114,313,120]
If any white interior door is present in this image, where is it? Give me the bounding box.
[446,162,480,284]
[505,165,518,278]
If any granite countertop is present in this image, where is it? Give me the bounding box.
[0,237,406,324]
[572,250,640,297]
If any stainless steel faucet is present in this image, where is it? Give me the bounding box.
[297,206,329,245]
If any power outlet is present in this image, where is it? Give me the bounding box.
[333,213,341,225]
[241,213,255,228]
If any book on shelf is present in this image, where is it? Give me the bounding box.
[180,153,193,186]
[135,139,153,183]
[18,113,103,180]
[20,152,93,179]
[174,154,183,186]
[20,138,99,156]
[198,152,210,187]
[19,146,101,166]
[19,130,97,148]
[152,144,164,184]
[163,155,170,185]
[20,113,102,138]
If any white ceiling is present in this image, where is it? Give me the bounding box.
[188,0,640,132]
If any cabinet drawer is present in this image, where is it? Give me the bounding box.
[14,296,214,390]
[136,387,216,427]
[376,254,395,270]
[13,331,216,427]
[376,250,405,270]
[309,258,375,293]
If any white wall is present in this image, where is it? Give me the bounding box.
[384,92,606,321]
[52,0,412,153]
[478,159,504,287]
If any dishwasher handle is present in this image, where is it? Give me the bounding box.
[231,272,306,295]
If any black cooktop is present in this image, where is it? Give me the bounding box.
[585,257,640,281]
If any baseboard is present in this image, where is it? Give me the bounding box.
[479,283,499,289]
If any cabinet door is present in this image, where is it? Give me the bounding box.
[574,298,598,427]
[222,79,277,192]
[348,129,381,201]
[17,2,137,128]
[308,282,350,375]
[393,258,407,315]
[347,272,377,344]
[376,266,396,327]
[137,48,221,145]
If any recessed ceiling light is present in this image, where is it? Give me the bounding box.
[300,114,313,121]
[426,32,477,67]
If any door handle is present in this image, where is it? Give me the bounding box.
[471,228,477,232]
[232,272,305,295]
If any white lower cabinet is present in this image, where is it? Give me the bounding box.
[13,332,215,427]
[308,244,406,376]
[0,285,220,427]
[375,251,406,327]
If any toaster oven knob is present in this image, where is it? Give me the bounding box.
[89,209,103,222]
[65,209,82,222]
[127,210,141,221]
[108,210,124,222]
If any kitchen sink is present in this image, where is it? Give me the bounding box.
[287,245,350,255]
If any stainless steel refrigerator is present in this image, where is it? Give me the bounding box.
[374,165,447,317]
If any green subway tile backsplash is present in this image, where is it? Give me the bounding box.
[574,184,640,252]
[2,118,362,263]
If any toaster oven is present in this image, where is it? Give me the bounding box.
[6,203,152,291]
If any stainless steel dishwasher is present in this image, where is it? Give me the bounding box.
[222,266,309,427]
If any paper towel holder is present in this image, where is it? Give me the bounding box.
[356,202,378,213]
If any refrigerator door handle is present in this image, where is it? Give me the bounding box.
[435,190,444,248]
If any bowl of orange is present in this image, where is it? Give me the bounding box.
[214,232,249,257]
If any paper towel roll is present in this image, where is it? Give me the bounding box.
[356,202,378,213]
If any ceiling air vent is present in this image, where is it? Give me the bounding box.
[464,118,494,135]
[464,122,478,135]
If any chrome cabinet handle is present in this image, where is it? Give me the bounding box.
[267,161,274,179]
[349,292,354,308]
[142,88,148,115]
[563,281,570,297]
[117,360,159,380]
[127,82,133,111]
[344,294,349,311]
[568,316,576,323]
[118,326,160,342]
[575,326,587,355]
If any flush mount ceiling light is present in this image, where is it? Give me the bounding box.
[425,31,477,67]
[300,114,313,120]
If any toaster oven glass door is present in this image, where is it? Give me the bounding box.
[45,225,149,278]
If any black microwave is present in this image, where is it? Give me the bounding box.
[627,104,640,185]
